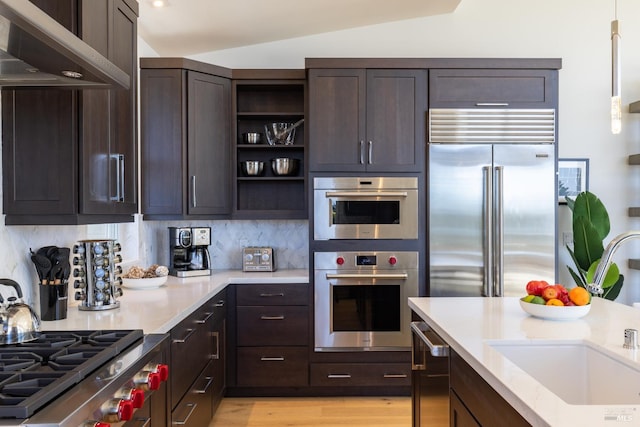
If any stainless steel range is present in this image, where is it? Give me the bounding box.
[0,330,168,427]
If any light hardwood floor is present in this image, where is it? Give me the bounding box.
[208,396,412,427]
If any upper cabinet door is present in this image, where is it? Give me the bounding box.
[429,69,558,109]
[308,68,426,173]
[365,69,427,173]
[187,71,231,216]
[308,69,366,172]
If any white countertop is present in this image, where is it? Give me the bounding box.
[42,269,308,334]
[409,297,640,427]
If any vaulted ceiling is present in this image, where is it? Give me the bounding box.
[138,0,461,56]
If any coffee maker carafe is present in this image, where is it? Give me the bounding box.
[169,227,212,277]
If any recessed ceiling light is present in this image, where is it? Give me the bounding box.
[152,0,166,7]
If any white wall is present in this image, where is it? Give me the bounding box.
[188,0,640,304]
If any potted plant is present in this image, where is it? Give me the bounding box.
[566,191,623,300]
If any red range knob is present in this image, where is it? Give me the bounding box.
[83,423,110,427]
[134,370,161,391]
[388,256,397,265]
[145,362,169,382]
[115,387,145,409]
[117,399,134,421]
[336,257,345,265]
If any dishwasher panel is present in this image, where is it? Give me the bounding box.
[411,321,450,427]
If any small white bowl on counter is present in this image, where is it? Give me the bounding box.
[519,300,591,320]
[121,276,168,290]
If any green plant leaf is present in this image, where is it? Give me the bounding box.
[586,261,620,289]
[573,216,604,271]
[566,266,586,288]
[602,275,624,300]
[565,246,587,284]
[572,192,610,240]
[566,195,576,211]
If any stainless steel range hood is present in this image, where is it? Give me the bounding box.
[0,0,129,89]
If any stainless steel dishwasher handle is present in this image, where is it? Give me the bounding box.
[410,321,449,357]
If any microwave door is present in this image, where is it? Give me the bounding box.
[428,144,492,297]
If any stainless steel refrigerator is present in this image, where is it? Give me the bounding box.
[428,109,557,297]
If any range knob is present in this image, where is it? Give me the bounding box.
[133,370,161,391]
[100,398,134,423]
[336,256,345,265]
[144,363,169,382]
[115,387,145,409]
[82,422,110,427]
[388,256,397,266]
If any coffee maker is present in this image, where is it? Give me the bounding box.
[169,227,212,277]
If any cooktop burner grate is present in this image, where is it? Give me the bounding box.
[0,329,143,419]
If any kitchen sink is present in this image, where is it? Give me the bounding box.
[489,340,640,405]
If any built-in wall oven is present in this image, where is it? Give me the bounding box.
[314,251,419,351]
[313,177,419,240]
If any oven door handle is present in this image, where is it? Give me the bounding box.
[325,273,408,280]
[324,191,408,198]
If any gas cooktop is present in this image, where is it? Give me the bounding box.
[0,330,143,419]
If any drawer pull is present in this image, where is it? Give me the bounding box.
[130,418,151,427]
[214,300,225,307]
[327,374,352,379]
[195,311,213,324]
[260,356,285,361]
[194,376,213,394]
[260,315,285,320]
[172,328,195,344]
[260,293,285,298]
[172,402,197,425]
[383,374,408,379]
[212,331,220,360]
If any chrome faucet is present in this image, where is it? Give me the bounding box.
[587,231,640,295]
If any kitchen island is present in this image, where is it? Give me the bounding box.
[409,297,640,427]
[41,269,308,333]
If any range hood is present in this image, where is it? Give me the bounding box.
[0,0,129,89]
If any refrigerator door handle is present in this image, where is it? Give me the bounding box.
[482,166,493,297]
[494,166,505,297]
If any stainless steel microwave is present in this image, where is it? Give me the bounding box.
[313,177,419,240]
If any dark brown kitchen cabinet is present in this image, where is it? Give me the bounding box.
[227,283,309,393]
[232,70,307,219]
[308,68,427,173]
[140,58,231,219]
[449,350,530,427]
[429,69,557,109]
[1,0,138,225]
[169,290,226,425]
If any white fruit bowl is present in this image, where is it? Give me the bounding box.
[519,300,591,320]
[122,276,168,290]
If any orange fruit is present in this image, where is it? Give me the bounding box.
[568,287,591,306]
[545,298,564,306]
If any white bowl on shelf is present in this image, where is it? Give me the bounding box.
[122,276,168,290]
[519,300,591,320]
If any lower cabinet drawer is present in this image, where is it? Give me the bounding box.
[237,306,308,346]
[237,346,308,387]
[310,363,411,387]
[171,362,214,427]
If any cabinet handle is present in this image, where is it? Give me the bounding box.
[327,374,352,379]
[190,175,197,207]
[259,293,284,298]
[194,376,213,394]
[359,140,365,164]
[214,300,225,307]
[212,331,220,360]
[383,374,408,379]
[172,402,197,425]
[368,140,373,164]
[260,315,285,320]
[129,418,151,427]
[260,356,285,361]
[172,328,196,344]
[475,102,509,106]
[195,312,213,324]
[118,154,125,202]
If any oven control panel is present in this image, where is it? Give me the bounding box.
[319,251,418,270]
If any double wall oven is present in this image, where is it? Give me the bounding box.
[312,176,421,352]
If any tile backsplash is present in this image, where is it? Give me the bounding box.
[0,216,309,306]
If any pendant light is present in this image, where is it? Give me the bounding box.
[611,0,622,134]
